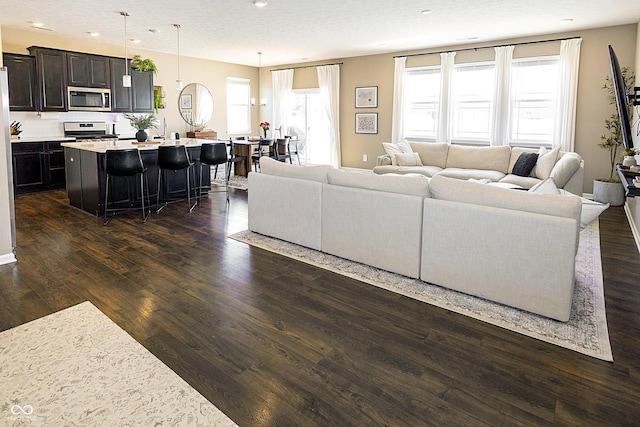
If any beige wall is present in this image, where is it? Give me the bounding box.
[1,27,261,139]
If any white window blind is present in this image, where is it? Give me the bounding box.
[451,62,495,144]
[402,67,441,140]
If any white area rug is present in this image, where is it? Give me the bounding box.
[211,164,248,191]
[229,220,613,361]
[0,302,237,426]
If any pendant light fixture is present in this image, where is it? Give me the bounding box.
[258,52,267,106]
[121,12,131,88]
[174,24,183,90]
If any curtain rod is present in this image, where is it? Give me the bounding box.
[270,62,343,72]
[393,36,581,59]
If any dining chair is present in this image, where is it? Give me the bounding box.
[285,135,301,165]
[227,138,247,180]
[103,149,150,226]
[273,138,292,163]
[156,145,197,213]
[251,139,274,172]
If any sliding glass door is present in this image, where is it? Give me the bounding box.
[285,90,330,165]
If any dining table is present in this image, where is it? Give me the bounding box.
[230,139,271,177]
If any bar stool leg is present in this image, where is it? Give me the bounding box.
[103,174,113,226]
[156,169,167,213]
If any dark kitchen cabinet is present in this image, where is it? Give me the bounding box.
[110,58,153,113]
[29,47,67,111]
[132,70,154,112]
[110,58,132,112]
[2,53,38,111]
[12,142,67,195]
[67,53,110,88]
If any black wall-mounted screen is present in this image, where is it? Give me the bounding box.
[608,44,634,150]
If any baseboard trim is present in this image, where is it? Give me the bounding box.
[623,201,640,254]
[0,252,17,265]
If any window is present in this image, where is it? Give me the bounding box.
[226,77,251,134]
[509,57,559,145]
[402,67,440,140]
[451,63,495,143]
[285,89,330,165]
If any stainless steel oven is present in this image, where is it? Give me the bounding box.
[67,86,111,111]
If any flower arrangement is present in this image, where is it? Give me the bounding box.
[259,121,270,138]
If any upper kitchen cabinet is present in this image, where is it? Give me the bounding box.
[67,53,110,88]
[131,70,154,113]
[28,47,67,112]
[110,58,153,113]
[2,53,38,111]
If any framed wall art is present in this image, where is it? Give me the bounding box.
[355,113,378,134]
[355,86,378,108]
[180,94,192,109]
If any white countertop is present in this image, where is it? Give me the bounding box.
[61,138,213,153]
[11,136,77,143]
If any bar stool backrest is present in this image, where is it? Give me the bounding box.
[200,143,228,166]
[158,145,191,170]
[106,149,144,176]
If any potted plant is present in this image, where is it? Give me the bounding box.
[622,147,638,167]
[131,55,158,74]
[123,113,159,142]
[594,67,635,206]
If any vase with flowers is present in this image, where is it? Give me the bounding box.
[259,121,270,139]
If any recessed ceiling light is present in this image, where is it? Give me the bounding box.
[87,32,99,37]
[421,9,432,15]
[30,22,44,27]
[130,39,142,44]
[253,0,267,7]
[560,18,574,23]
[148,29,160,33]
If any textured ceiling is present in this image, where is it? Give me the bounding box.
[0,0,639,67]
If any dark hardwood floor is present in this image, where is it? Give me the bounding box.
[1,188,640,426]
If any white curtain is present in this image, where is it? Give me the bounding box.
[317,64,341,167]
[391,56,406,143]
[491,45,514,146]
[553,38,582,152]
[271,69,294,139]
[437,52,456,143]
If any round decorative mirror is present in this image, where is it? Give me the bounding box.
[178,83,214,129]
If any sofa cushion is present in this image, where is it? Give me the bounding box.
[534,147,560,179]
[328,169,430,197]
[409,142,449,169]
[499,174,542,189]
[512,152,539,176]
[390,152,423,166]
[445,145,511,173]
[435,168,505,182]
[550,153,582,188]
[374,165,442,177]
[259,156,333,183]
[428,174,581,221]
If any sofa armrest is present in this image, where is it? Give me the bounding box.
[377,154,392,166]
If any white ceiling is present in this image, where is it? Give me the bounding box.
[1,0,639,67]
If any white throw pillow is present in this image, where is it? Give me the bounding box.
[535,147,560,180]
[528,177,560,194]
[391,152,423,166]
[559,189,609,229]
[382,141,412,156]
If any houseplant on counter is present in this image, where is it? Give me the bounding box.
[594,67,635,206]
[131,55,158,74]
[123,113,159,142]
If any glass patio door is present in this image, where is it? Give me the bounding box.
[285,90,330,165]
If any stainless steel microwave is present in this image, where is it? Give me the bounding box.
[67,86,111,111]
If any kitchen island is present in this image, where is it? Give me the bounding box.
[62,138,212,216]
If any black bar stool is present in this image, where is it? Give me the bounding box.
[156,145,197,213]
[198,142,229,203]
[103,149,150,226]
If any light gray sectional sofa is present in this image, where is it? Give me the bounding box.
[374,142,584,196]
[248,157,583,321]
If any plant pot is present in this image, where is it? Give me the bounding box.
[593,179,625,206]
[623,156,637,167]
[136,130,148,142]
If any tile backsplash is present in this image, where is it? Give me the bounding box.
[9,111,138,139]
